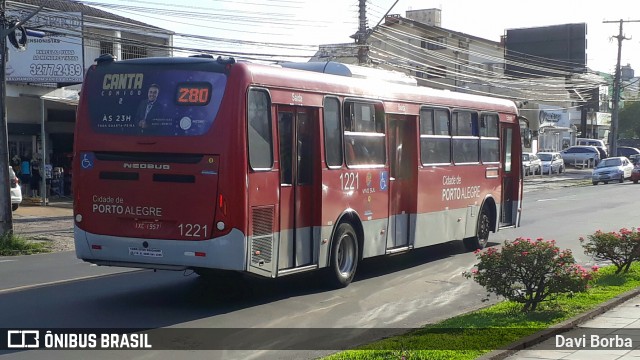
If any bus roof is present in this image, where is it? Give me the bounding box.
[239,61,518,114]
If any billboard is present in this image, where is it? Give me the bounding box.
[505,23,587,78]
[6,10,83,84]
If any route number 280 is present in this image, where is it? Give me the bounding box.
[340,172,359,191]
[178,223,208,237]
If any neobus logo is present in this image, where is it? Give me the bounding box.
[123,163,170,170]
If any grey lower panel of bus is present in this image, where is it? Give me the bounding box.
[74,226,247,271]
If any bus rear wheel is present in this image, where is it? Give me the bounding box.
[327,223,359,288]
[463,207,490,251]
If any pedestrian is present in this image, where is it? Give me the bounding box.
[30,155,42,198]
[20,156,31,196]
[45,162,53,198]
[11,154,21,174]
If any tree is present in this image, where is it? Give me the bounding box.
[619,101,640,139]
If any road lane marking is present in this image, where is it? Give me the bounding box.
[0,270,142,295]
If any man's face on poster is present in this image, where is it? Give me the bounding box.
[148,86,159,102]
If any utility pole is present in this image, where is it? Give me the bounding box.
[356,0,368,65]
[0,1,43,237]
[603,19,640,157]
[0,0,13,237]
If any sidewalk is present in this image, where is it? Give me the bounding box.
[14,196,73,218]
[484,289,640,360]
[523,167,593,183]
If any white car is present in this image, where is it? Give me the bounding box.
[537,152,565,174]
[9,167,22,211]
[592,156,634,185]
[522,152,542,175]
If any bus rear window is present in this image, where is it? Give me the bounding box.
[85,68,227,136]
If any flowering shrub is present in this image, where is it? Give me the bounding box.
[463,238,591,312]
[580,228,640,274]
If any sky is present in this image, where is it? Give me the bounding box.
[87,0,640,75]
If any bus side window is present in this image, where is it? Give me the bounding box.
[452,110,479,163]
[420,107,451,165]
[480,113,500,163]
[247,89,274,170]
[344,101,385,166]
[323,97,343,167]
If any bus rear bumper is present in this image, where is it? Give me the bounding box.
[74,226,247,271]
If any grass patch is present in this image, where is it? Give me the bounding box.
[323,263,640,360]
[0,234,52,256]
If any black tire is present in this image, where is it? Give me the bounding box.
[604,181,609,184]
[634,180,638,184]
[463,207,490,251]
[592,181,598,185]
[619,174,624,183]
[327,223,359,288]
[11,204,18,211]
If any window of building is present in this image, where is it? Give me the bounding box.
[121,44,148,60]
[427,66,447,79]
[421,37,446,50]
[100,41,113,56]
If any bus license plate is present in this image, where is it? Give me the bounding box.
[129,247,163,258]
[134,221,161,231]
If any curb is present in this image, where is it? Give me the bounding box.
[477,286,640,360]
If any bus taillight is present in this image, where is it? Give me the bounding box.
[215,193,232,236]
[218,194,228,216]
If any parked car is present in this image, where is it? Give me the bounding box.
[537,152,565,174]
[630,155,640,184]
[9,167,22,211]
[616,146,640,158]
[591,156,634,185]
[522,152,542,176]
[576,138,608,159]
[560,146,600,167]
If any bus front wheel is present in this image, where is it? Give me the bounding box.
[327,223,359,288]
[463,207,490,251]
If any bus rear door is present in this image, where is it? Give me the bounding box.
[500,123,521,227]
[387,115,417,250]
[276,106,317,272]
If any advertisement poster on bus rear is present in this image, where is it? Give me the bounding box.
[86,67,226,136]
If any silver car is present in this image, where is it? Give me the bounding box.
[9,167,22,211]
[591,156,634,185]
[560,146,600,167]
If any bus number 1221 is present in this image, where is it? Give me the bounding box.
[340,172,359,191]
[178,223,208,237]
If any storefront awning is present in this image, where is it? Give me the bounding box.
[40,95,78,106]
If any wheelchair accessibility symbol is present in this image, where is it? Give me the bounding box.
[379,171,388,191]
[80,152,94,170]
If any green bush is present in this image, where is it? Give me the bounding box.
[580,228,640,274]
[464,238,592,312]
[0,234,51,255]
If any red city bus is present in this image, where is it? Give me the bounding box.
[73,55,524,288]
